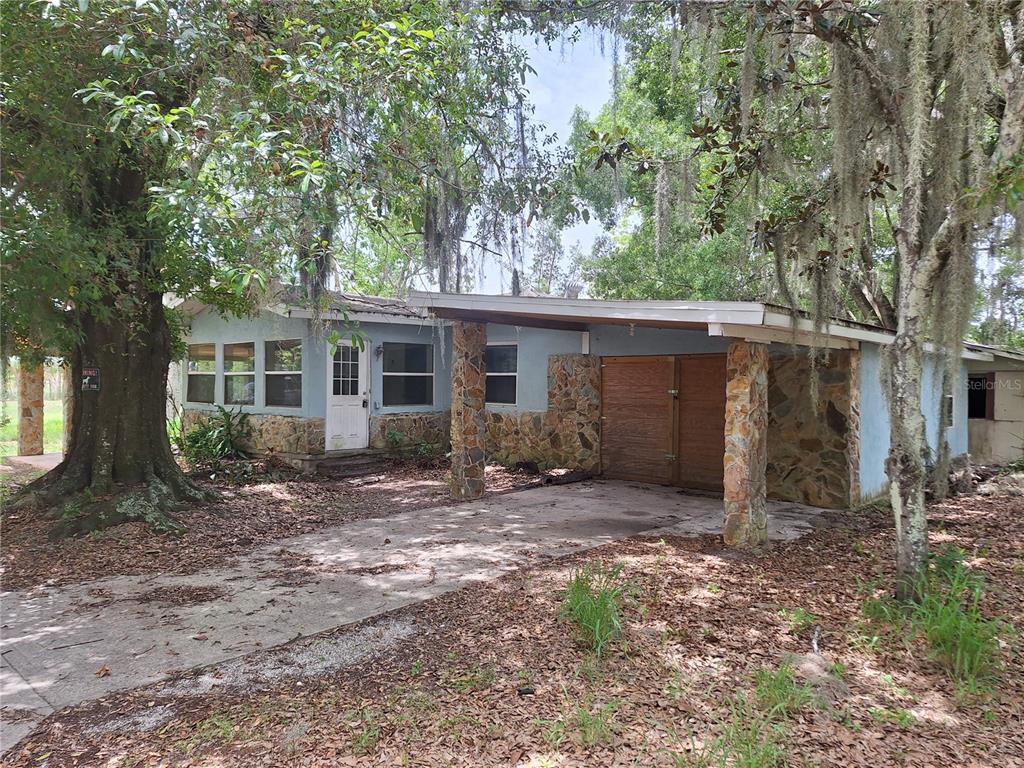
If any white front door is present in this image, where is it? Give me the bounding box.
[326,342,369,450]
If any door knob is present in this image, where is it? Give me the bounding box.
[362,398,368,408]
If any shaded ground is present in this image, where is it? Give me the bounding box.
[2,481,821,753]
[4,486,1020,767]
[0,462,548,591]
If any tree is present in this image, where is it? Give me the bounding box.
[583,1,1023,598]
[1,0,544,532]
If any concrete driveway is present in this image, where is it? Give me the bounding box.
[0,480,823,750]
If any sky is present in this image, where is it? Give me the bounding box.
[477,30,614,294]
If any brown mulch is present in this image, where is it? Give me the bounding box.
[5,490,1023,768]
[0,461,548,592]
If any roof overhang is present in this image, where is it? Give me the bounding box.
[408,291,766,332]
[267,304,435,327]
[407,292,1004,360]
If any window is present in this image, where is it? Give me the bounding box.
[266,339,302,407]
[944,394,955,428]
[381,342,433,406]
[485,344,517,405]
[186,343,215,403]
[223,342,255,405]
[967,375,992,419]
[332,344,361,396]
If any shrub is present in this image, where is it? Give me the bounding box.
[384,427,406,454]
[182,406,251,469]
[561,562,628,656]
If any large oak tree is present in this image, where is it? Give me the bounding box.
[1,0,545,532]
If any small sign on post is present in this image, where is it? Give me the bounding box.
[82,367,101,391]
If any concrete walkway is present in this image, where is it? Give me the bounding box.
[1,453,62,475]
[0,480,824,751]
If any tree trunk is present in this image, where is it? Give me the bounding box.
[18,289,212,537]
[886,274,931,601]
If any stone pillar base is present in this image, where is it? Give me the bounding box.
[18,362,45,456]
[723,341,769,547]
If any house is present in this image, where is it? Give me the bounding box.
[963,342,1024,465]
[180,290,996,547]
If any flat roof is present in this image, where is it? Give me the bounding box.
[407,291,1013,360]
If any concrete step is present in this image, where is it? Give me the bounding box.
[316,451,393,478]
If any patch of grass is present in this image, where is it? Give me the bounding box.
[705,582,723,595]
[779,607,819,636]
[0,398,64,458]
[571,698,619,746]
[345,708,381,754]
[861,547,1010,697]
[534,717,566,748]
[753,663,813,718]
[561,561,629,657]
[868,706,916,728]
[913,548,1009,696]
[442,665,496,694]
[712,695,788,768]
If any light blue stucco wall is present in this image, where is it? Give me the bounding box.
[486,325,585,411]
[857,343,968,500]
[182,309,319,418]
[590,325,732,356]
[182,310,450,419]
[355,321,451,416]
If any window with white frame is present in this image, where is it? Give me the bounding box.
[186,343,216,403]
[381,342,433,406]
[265,339,302,407]
[485,343,517,405]
[223,342,255,405]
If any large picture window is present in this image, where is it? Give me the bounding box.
[485,344,517,405]
[265,339,302,407]
[223,342,255,405]
[186,343,216,403]
[382,342,433,406]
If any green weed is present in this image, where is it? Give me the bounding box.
[868,706,915,728]
[572,699,619,746]
[753,663,813,719]
[780,607,819,636]
[561,561,629,656]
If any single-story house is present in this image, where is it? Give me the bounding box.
[963,342,1024,465]
[179,290,1015,547]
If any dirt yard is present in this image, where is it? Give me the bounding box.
[0,461,547,591]
[4,481,1022,767]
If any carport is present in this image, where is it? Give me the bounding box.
[409,292,869,548]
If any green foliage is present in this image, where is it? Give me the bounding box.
[862,547,1010,696]
[571,698,620,747]
[779,607,819,637]
[182,406,251,470]
[2,0,557,361]
[752,664,813,719]
[561,561,629,657]
[913,548,1008,695]
[384,427,406,454]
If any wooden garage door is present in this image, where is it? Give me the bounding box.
[676,354,727,491]
[600,356,675,484]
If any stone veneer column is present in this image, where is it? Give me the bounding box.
[17,362,45,456]
[723,341,769,547]
[450,321,487,499]
[62,363,75,455]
